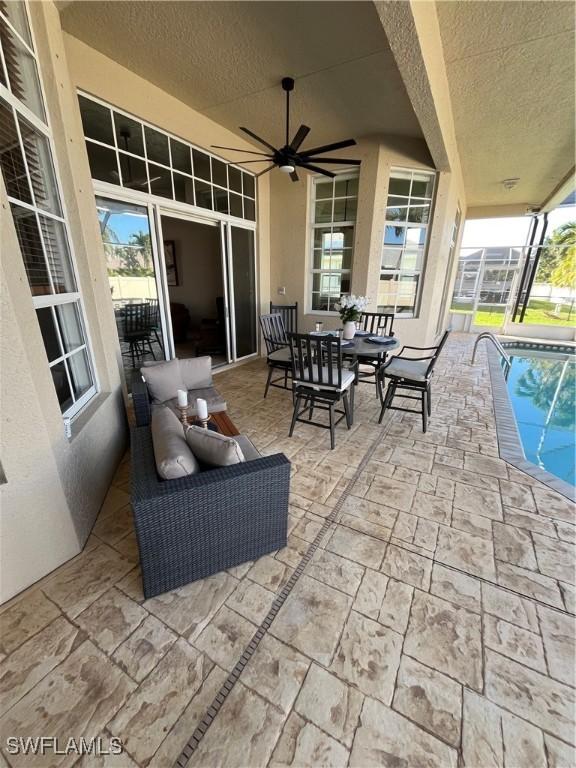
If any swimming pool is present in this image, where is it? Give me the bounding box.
[502,344,575,488]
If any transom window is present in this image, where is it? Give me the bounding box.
[310,174,358,312]
[78,93,256,221]
[0,2,96,417]
[379,168,436,317]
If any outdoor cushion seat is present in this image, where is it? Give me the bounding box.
[151,407,199,479]
[268,347,291,363]
[293,366,355,391]
[384,358,430,382]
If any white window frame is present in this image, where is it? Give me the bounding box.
[77,91,257,224]
[0,2,98,419]
[309,171,359,315]
[379,166,437,318]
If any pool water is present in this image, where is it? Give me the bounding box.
[504,347,575,487]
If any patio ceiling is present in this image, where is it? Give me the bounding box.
[436,0,576,210]
[59,1,423,150]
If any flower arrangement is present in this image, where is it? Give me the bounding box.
[335,294,369,323]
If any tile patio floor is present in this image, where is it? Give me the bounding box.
[0,333,574,767]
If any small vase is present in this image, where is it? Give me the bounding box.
[343,321,356,340]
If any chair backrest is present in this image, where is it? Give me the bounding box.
[146,298,160,326]
[124,303,149,334]
[270,301,298,335]
[288,332,343,390]
[425,330,450,377]
[359,312,395,336]
[259,313,288,355]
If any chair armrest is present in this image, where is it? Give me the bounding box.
[131,371,152,427]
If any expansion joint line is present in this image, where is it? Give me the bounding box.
[174,414,394,767]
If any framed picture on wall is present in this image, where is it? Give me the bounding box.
[163,240,179,286]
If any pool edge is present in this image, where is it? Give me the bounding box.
[487,346,575,503]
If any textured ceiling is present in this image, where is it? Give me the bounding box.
[59,1,423,152]
[437,0,575,208]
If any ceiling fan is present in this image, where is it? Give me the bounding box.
[213,77,360,182]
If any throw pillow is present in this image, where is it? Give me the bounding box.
[151,407,199,479]
[180,356,213,389]
[185,425,245,467]
[141,358,185,403]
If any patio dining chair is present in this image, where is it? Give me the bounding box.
[377,330,450,432]
[145,298,164,353]
[260,312,292,397]
[122,302,157,369]
[270,301,298,335]
[354,311,395,396]
[288,332,357,449]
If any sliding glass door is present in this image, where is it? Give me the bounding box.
[225,224,257,360]
[96,197,169,387]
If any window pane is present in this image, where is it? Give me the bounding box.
[193,149,210,181]
[212,158,227,188]
[333,197,356,222]
[149,163,173,198]
[38,214,76,294]
[243,197,255,221]
[386,205,407,223]
[388,172,411,197]
[173,172,194,205]
[86,142,119,184]
[0,99,32,203]
[406,226,426,246]
[315,199,332,223]
[10,203,50,294]
[144,126,169,165]
[315,181,333,200]
[0,23,44,119]
[114,113,144,156]
[228,167,242,194]
[334,176,358,198]
[400,247,424,271]
[195,179,212,209]
[55,302,83,353]
[213,186,229,214]
[382,247,402,269]
[1,1,32,45]
[377,273,398,311]
[229,192,243,218]
[384,225,405,245]
[119,152,148,191]
[50,361,73,411]
[170,139,191,174]
[312,293,328,311]
[407,204,430,224]
[19,115,61,214]
[242,172,255,198]
[79,96,114,146]
[36,307,61,361]
[68,348,92,399]
[397,274,419,313]
[313,226,332,250]
[411,173,434,198]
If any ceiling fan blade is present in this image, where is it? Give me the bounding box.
[305,157,361,165]
[300,138,357,157]
[212,145,271,156]
[225,158,274,165]
[256,164,277,178]
[290,170,299,182]
[298,162,336,178]
[239,127,277,153]
[289,124,310,151]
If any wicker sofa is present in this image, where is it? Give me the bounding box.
[131,423,290,599]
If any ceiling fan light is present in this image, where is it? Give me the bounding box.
[279,163,295,174]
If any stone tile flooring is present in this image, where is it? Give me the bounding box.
[0,333,574,767]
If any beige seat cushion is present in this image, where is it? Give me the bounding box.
[185,425,245,467]
[151,407,199,479]
[293,366,355,391]
[141,359,185,403]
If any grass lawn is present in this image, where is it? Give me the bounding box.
[451,300,576,328]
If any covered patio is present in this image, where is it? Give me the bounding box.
[1,1,574,766]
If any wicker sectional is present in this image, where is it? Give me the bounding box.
[131,425,290,598]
